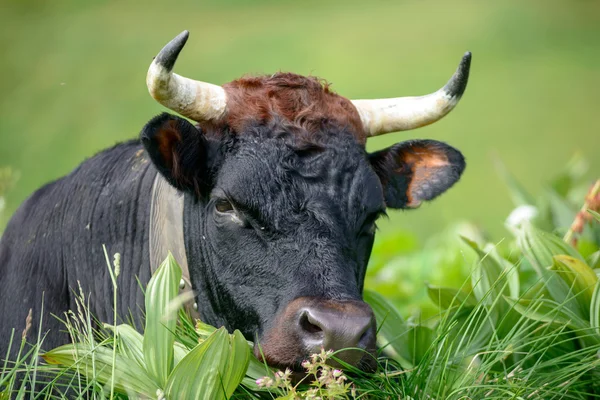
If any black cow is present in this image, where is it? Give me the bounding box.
[0,31,470,370]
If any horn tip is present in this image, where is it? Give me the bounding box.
[460,51,472,71]
[444,51,471,98]
[154,30,190,72]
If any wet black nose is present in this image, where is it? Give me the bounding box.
[256,297,377,369]
[298,303,375,354]
[292,298,376,366]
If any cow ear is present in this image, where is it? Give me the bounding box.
[369,140,465,209]
[140,113,217,196]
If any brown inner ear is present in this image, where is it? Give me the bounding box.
[156,120,182,169]
[396,145,451,208]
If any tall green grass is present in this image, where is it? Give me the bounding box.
[1,162,599,398]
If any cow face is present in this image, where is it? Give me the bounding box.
[140,111,465,370]
[141,30,469,371]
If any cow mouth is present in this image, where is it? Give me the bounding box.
[252,341,378,377]
[254,344,377,384]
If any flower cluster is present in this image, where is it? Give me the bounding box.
[256,348,356,399]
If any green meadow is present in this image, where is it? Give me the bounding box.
[1,0,599,238]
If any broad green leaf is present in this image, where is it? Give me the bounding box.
[463,238,503,304]
[591,281,600,335]
[405,324,434,366]
[484,244,520,299]
[550,255,597,319]
[505,296,589,334]
[244,354,271,381]
[221,330,251,397]
[242,355,275,391]
[104,323,145,368]
[426,284,477,310]
[196,320,218,342]
[144,252,182,387]
[516,222,584,317]
[165,327,248,400]
[173,341,189,366]
[517,221,584,271]
[363,289,412,368]
[42,344,159,397]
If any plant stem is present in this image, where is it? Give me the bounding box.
[564,179,600,245]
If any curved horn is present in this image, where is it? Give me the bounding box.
[351,52,471,136]
[146,31,227,122]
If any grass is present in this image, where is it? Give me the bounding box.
[1,3,599,393]
[1,171,599,398]
[0,104,599,397]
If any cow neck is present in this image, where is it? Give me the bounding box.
[149,173,199,319]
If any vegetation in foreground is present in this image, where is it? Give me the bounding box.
[1,160,599,399]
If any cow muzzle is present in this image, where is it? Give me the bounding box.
[256,297,377,370]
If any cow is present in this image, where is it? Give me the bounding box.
[0,31,470,371]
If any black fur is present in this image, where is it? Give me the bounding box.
[181,120,386,345]
[0,113,464,370]
[0,141,155,359]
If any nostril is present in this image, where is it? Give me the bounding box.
[299,311,323,335]
[358,322,373,345]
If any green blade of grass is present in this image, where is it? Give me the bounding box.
[426,284,477,310]
[364,289,413,368]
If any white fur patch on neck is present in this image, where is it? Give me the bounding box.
[149,173,197,317]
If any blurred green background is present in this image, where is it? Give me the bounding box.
[0,1,598,243]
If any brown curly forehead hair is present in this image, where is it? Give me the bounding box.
[222,73,367,143]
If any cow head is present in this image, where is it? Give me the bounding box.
[140,31,470,371]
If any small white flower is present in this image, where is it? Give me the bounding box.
[506,205,538,228]
[256,376,273,388]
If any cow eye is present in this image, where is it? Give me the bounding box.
[359,211,384,236]
[360,222,377,236]
[215,199,234,213]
